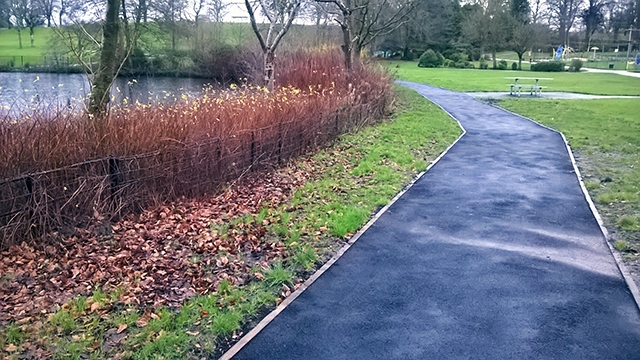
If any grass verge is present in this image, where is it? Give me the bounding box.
[385,59,640,96]
[500,98,640,263]
[0,85,460,358]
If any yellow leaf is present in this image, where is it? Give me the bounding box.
[117,323,128,333]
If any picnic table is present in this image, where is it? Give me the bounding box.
[505,77,553,97]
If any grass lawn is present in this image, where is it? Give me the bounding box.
[0,28,55,65]
[501,98,640,261]
[0,86,460,358]
[385,59,640,95]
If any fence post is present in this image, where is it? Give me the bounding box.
[108,156,121,196]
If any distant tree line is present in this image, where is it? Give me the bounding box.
[375,0,640,67]
[1,0,639,113]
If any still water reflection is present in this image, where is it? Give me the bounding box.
[0,72,212,116]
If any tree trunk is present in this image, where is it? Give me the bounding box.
[517,53,523,69]
[492,50,497,69]
[17,28,23,49]
[89,0,121,115]
[559,22,567,47]
[29,27,34,47]
[264,50,275,92]
[340,23,352,71]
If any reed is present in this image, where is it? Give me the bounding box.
[0,49,392,248]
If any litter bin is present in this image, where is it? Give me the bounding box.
[609,63,614,69]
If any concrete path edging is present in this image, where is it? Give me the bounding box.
[219,94,468,360]
[493,104,640,311]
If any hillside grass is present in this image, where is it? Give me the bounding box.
[0,27,55,65]
[386,59,640,95]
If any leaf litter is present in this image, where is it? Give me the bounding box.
[0,159,318,329]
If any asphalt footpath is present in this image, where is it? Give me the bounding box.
[231,82,640,359]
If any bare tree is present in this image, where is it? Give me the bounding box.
[547,0,583,46]
[56,0,86,26]
[529,0,544,23]
[38,0,54,26]
[9,0,44,48]
[580,0,606,51]
[510,21,537,68]
[462,0,511,68]
[89,0,122,115]
[9,0,28,49]
[316,0,355,69]
[208,0,230,22]
[23,0,45,47]
[54,0,126,114]
[316,0,413,70]
[149,0,188,51]
[245,0,301,91]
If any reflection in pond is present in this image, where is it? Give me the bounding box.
[0,72,213,117]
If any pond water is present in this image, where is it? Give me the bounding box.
[0,72,212,117]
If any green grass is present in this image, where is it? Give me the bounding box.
[495,50,638,70]
[0,85,461,358]
[0,27,55,65]
[500,98,640,256]
[386,59,640,95]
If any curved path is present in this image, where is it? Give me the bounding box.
[228,82,640,359]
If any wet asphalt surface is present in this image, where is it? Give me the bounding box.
[232,82,640,359]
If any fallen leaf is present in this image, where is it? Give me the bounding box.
[135,317,148,328]
[4,344,18,352]
[185,331,200,336]
[90,302,100,313]
[117,324,127,333]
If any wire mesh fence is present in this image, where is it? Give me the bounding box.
[0,93,389,248]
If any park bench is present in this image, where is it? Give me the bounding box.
[506,77,553,97]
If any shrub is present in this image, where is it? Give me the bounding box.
[569,58,583,72]
[531,61,565,72]
[497,60,508,70]
[455,60,472,68]
[512,62,518,70]
[0,48,393,247]
[443,50,467,62]
[479,58,488,69]
[418,49,444,68]
[443,59,455,68]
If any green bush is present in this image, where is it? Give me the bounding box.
[479,58,489,69]
[455,60,472,68]
[569,58,583,72]
[470,49,481,61]
[443,50,468,62]
[443,59,455,68]
[418,49,444,68]
[531,61,565,72]
[497,59,508,70]
[511,62,518,70]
